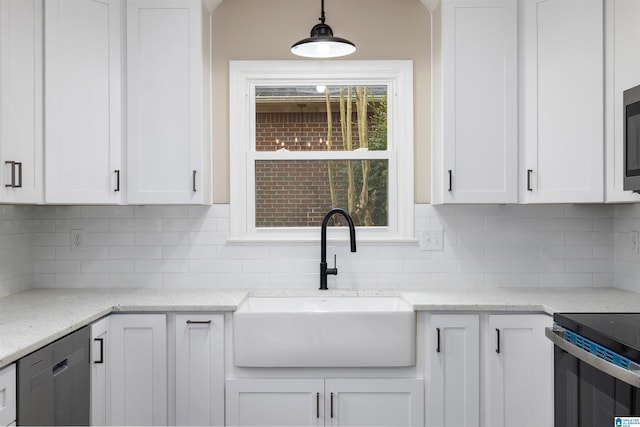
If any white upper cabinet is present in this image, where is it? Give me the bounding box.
[521,0,604,203]
[431,0,518,204]
[44,0,123,204]
[126,0,212,204]
[0,0,43,204]
[605,0,640,202]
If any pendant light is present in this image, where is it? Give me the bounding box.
[291,0,356,59]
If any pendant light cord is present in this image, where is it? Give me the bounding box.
[319,0,326,24]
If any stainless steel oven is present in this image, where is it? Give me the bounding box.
[547,313,640,426]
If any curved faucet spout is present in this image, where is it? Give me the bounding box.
[320,208,357,290]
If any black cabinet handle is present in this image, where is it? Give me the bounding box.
[330,392,334,418]
[436,327,441,353]
[94,337,104,364]
[5,161,21,188]
[5,161,15,188]
[186,320,212,325]
[192,170,197,192]
[448,169,453,192]
[527,169,533,191]
[496,328,501,354]
[114,170,120,192]
[316,392,320,419]
[15,162,22,188]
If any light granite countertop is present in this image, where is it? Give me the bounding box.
[1,286,640,368]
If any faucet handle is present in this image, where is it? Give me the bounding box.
[327,254,338,276]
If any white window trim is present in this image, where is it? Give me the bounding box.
[229,60,414,242]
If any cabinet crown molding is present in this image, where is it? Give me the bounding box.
[420,0,439,13]
[204,0,223,13]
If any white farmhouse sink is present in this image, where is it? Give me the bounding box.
[233,296,416,367]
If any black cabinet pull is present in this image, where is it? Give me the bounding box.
[527,169,533,191]
[94,337,104,364]
[436,327,441,353]
[186,320,212,325]
[15,162,22,188]
[448,169,453,192]
[496,328,501,354]
[316,392,320,418]
[330,392,334,418]
[192,170,197,192]
[114,170,120,192]
[5,161,21,188]
[5,161,15,188]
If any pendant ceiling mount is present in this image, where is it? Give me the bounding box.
[291,0,356,59]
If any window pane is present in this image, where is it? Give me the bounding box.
[255,85,387,152]
[255,159,388,228]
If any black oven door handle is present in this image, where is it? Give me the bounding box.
[546,326,640,388]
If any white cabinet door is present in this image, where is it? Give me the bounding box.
[90,316,110,426]
[605,0,640,202]
[109,314,167,426]
[44,0,122,204]
[225,379,324,426]
[433,0,518,204]
[126,0,212,204]
[427,314,479,427]
[484,314,553,427]
[175,314,224,426]
[0,0,43,204]
[325,379,424,427]
[0,363,16,426]
[522,0,604,203]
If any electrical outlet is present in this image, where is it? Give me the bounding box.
[70,229,84,251]
[420,229,444,251]
[632,231,639,254]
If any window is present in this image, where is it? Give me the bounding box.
[229,61,414,241]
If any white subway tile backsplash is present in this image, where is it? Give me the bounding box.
[2,203,638,295]
[110,273,163,288]
[82,260,135,274]
[135,260,189,273]
[109,246,162,260]
[81,206,134,219]
[539,218,594,232]
[109,219,162,233]
[135,232,188,246]
[189,259,242,273]
[55,219,109,232]
[135,206,189,219]
[162,245,220,259]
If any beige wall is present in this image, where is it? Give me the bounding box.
[212,0,430,203]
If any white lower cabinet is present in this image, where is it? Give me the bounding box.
[90,314,167,426]
[226,379,324,426]
[426,314,479,427]
[484,314,553,427]
[91,313,225,426]
[0,363,16,426]
[175,314,225,426]
[426,313,552,427]
[225,378,424,427]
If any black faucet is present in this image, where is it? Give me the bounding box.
[320,208,357,290]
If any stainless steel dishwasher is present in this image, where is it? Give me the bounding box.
[17,325,90,425]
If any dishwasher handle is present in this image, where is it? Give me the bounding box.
[545,326,640,388]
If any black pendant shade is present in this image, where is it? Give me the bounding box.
[291,0,356,58]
